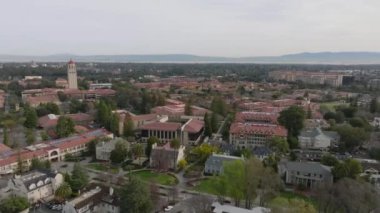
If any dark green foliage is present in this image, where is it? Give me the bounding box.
[210,112,218,133]
[120,177,153,213]
[184,98,192,116]
[3,127,9,146]
[25,128,36,145]
[170,138,181,149]
[69,99,87,113]
[204,112,212,137]
[332,159,362,180]
[36,102,60,116]
[110,140,128,164]
[24,105,38,128]
[210,96,228,116]
[109,113,120,136]
[30,158,51,170]
[321,154,339,167]
[56,116,75,138]
[145,136,159,157]
[370,97,379,113]
[69,163,89,191]
[278,106,306,138]
[333,124,370,151]
[123,116,135,137]
[0,196,29,213]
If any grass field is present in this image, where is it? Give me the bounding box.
[129,170,178,186]
[192,177,220,195]
[320,101,348,112]
[86,163,119,174]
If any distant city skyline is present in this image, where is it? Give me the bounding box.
[1,0,380,57]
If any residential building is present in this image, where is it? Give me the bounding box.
[204,153,243,175]
[150,142,185,171]
[89,83,112,90]
[0,170,63,203]
[67,60,78,89]
[269,71,352,87]
[278,161,333,188]
[62,184,120,213]
[298,128,340,150]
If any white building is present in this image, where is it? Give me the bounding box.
[212,202,270,213]
[0,170,63,203]
[67,60,78,89]
[298,128,340,150]
[96,138,129,161]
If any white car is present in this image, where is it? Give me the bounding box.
[164,205,174,212]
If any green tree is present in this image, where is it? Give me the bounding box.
[70,163,89,191]
[332,158,362,180]
[211,96,227,116]
[55,182,72,201]
[25,128,36,145]
[3,127,9,146]
[278,106,306,138]
[178,159,187,170]
[123,116,135,137]
[30,158,51,170]
[170,138,181,149]
[333,124,369,151]
[40,130,49,141]
[56,116,75,138]
[109,113,120,136]
[24,106,38,128]
[120,177,153,213]
[269,136,289,155]
[204,112,212,137]
[110,140,128,164]
[192,143,218,163]
[210,112,218,133]
[370,97,379,113]
[96,100,112,128]
[145,136,159,158]
[321,154,339,167]
[185,98,193,116]
[132,144,144,164]
[0,196,29,213]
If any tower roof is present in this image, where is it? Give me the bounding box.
[68,59,75,64]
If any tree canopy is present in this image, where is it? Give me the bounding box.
[0,196,29,213]
[56,116,75,138]
[120,177,153,213]
[278,105,306,138]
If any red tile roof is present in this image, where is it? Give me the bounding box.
[183,119,204,133]
[235,111,278,124]
[230,122,287,137]
[139,122,181,131]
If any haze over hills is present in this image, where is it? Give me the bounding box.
[1,52,380,64]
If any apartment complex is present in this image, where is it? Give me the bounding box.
[269,71,352,87]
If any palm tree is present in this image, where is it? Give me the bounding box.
[55,182,72,201]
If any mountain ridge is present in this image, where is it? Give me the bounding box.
[1,52,380,64]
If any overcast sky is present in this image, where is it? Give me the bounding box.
[1,0,380,57]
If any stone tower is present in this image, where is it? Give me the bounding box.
[67,59,78,89]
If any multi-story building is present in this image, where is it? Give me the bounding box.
[139,119,204,145]
[229,123,287,149]
[0,129,112,175]
[0,170,64,203]
[269,71,352,87]
[278,161,333,188]
[67,60,78,89]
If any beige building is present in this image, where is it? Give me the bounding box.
[67,60,78,89]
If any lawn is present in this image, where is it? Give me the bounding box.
[86,163,119,174]
[192,177,220,195]
[129,170,178,186]
[320,102,348,112]
[275,191,317,207]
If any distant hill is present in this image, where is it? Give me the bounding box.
[1,52,380,64]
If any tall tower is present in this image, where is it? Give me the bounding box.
[67,59,78,89]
